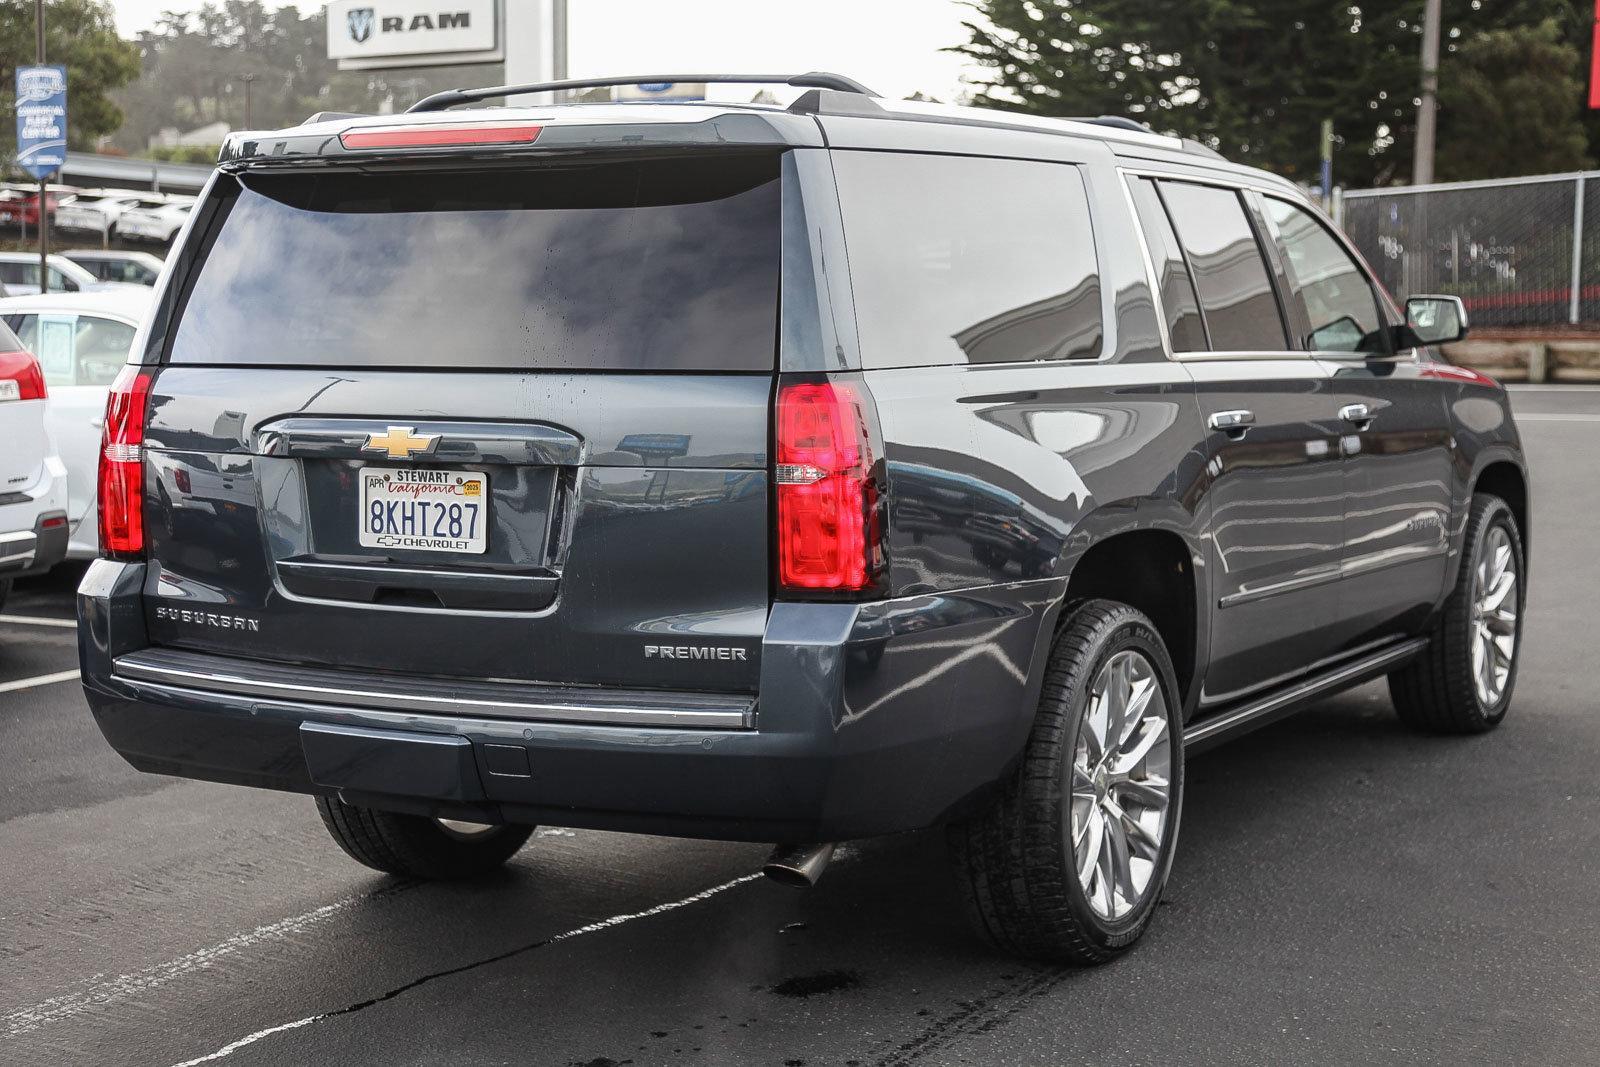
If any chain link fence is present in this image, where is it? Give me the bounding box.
[1339,172,1598,330]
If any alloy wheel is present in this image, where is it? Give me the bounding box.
[1069,650,1173,921]
[1471,524,1519,707]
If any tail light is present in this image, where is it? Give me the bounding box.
[0,350,46,402]
[774,379,882,594]
[98,365,155,559]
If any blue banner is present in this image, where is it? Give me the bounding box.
[15,65,67,180]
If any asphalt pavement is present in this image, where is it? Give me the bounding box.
[2,386,1598,1066]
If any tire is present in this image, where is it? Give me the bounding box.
[1389,492,1526,734]
[314,796,534,879]
[949,599,1184,964]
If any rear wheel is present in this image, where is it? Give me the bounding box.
[314,796,534,879]
[1389,493,1525,733]
[949,600,1184,964]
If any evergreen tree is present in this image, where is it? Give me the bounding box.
[953,0,1597,185]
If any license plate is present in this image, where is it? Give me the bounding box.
[358,468,487,554]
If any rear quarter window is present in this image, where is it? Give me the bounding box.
[832,152,1103,369]
[167,155,781,372]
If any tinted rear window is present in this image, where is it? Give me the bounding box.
[169,156,781,371]
[832,152,1102,369]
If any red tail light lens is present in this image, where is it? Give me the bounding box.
[339,123,544,150]
[0,350,47,402]
[98,365,154,559]
[775,380,880,593]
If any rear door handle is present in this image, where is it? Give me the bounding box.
[1208,410,1255,435]
[1339,403,1372,426]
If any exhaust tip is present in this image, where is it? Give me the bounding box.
[762,842,836,889]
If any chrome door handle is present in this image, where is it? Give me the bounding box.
[1339,403,1372,425]
[1208,409,1255,433]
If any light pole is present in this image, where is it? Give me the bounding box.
[35,0,50,290]
[1412,0,1442,186]
[243,73,255,129]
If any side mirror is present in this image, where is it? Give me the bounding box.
[1399,294,1468,347]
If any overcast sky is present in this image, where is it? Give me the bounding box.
[106,0,984,102]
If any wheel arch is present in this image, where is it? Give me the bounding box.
[1058,524,1204,721]
[1473,458,1529,556]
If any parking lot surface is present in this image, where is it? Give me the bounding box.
[2,387,1598,1066]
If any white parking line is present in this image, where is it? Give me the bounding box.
[166,873,763,1066]
[0,669,80,694]
[0,615,77,629]
[4,888,409,1038]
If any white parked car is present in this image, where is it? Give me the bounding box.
[0,252,145,296]
[52,189,157,238]
[0,316,69,607]
[0,289,149,562]
[60,249,165,287]
[114,200,195,244]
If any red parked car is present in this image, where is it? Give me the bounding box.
[0,185,78,228]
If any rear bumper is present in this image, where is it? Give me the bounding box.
[78,560,1062,842]
[0,510,70,579]
[0,453,70,579]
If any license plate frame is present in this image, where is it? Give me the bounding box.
[358,467,488,555]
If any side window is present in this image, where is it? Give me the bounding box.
[10,314,37,351]
[0,263,23,286]
[832,152,1103,368]
[1261,197,1389,354]
[1127,177,1207,352]
[47,268,78,293]
[1158,181,1287,352]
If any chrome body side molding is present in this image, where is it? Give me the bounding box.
[1184,637,1428,753]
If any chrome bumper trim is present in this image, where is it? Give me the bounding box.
[112,648,754,730]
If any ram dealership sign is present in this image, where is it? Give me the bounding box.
[326,0,501,67]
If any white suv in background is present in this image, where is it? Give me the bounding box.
[114,200,195,244]
[0,289,150,560]
[52,190,149,239]
[0,318,69,609]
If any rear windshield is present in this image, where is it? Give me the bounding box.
[169,155,781,371]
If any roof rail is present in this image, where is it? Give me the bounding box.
[302,111,369,125]
[407,72,876,113]
[1077,116,1152,133]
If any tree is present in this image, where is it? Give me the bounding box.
[1435,20,1589,180]
[112,3,505,155]
[0,0,140,166]
[952,0,1597,186]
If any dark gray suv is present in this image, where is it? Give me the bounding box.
[77,74,1528,963]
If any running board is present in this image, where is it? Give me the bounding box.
[1183,637,1429,754]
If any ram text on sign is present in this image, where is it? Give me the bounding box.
[325,0,497,61]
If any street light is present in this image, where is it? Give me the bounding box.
[34,0,50,291]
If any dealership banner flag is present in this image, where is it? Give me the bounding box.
[15,65,68,179]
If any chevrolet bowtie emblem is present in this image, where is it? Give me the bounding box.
[362,425,441,460]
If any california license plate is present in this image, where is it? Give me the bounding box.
[358,468,487,554]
